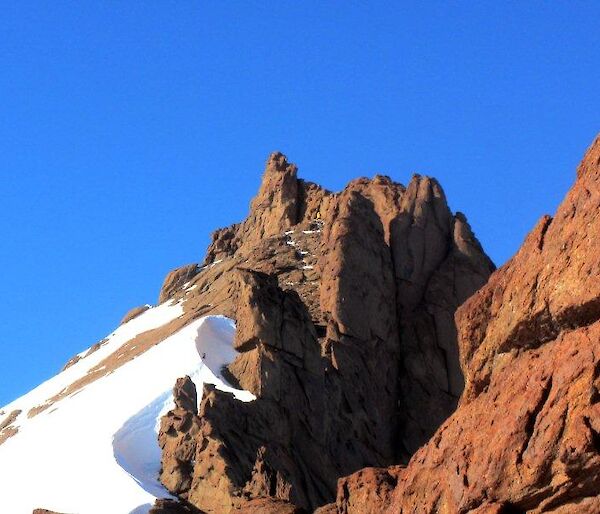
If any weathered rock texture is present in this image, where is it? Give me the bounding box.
[0,409,20,445]
[324,136,600,513]
[156,152,494,512]
[317,465,405,514]
[148,498,200,514]
[158,376,201,497]
[120,304,150,325]
[159,264,200,304]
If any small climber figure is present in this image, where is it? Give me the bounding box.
[202,352,206,359]
[315,210,321,220]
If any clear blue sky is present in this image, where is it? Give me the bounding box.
[1,2,598,405]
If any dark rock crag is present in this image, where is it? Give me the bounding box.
[155,151,494,513]
[149,498,201,514]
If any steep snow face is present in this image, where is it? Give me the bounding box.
[0,305,254,514]
[1,300,185,424]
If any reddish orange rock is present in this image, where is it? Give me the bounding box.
[357,135,600,513]
[334,466,404,514]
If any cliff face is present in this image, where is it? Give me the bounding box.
[156,153,494,512]
[322,137,600,513]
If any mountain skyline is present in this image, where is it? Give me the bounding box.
[2,3,599,412]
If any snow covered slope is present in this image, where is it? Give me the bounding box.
[0,301,254,514]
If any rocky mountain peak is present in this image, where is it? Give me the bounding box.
[249,151,300,230]
[266,150,296,173]
[202,153,331,265]
[151,152,494,512]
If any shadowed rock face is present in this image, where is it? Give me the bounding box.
[156,152,494,513]
[321,136,600,513]
[149,498,200,513]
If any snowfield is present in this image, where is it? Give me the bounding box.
[0,302,254,514]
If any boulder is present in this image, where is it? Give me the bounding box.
[120,304,150,324]
[158,264,199,304]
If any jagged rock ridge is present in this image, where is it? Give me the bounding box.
[156,152,494,512]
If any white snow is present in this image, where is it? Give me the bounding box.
[1,300,184,430]
[0,308,253,514]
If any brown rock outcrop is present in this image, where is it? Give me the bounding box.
[237,498,306,514]
[173,375,198,414]
[321,466,404,514]
[318,187,400,468]
[120,304,150,325]
[203,152,332,267]
[149,498,200,513]
[159,264,200,304]
[156,151,494,512]
[158,376,201,498]
[459,136,600,402]
[327,135,600,512]
[0,409,21,445]
[393,175,495,455]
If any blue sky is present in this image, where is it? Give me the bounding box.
[0,2,598,405]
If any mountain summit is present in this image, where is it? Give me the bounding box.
[152,157,495,514]
[2,150,494,513]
